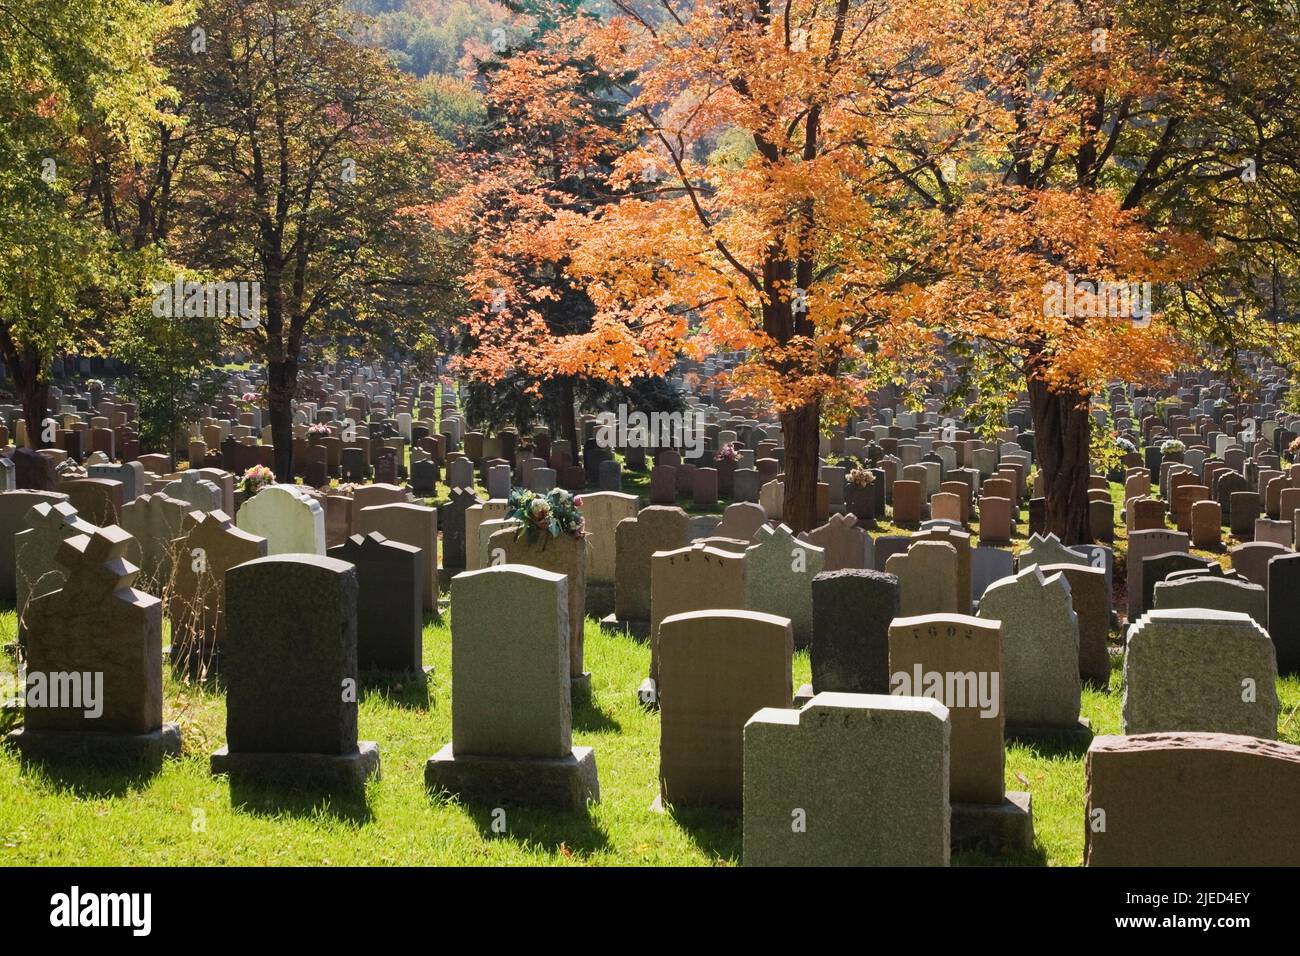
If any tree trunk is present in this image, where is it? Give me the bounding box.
[557,375,578,454]
[781,399,820,533]
[267,355,298,483]
[20,377,50,451]
[1029,377,1092,545]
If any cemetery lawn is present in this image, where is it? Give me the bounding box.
[2,607,1298,867]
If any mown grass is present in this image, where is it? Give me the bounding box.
[4,601,1295,867]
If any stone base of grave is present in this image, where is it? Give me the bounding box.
[1005,718,1091,746]
[4,723,181,772]
[793,683,815,707]
[210,741,381,790]
[636,676,658,708]
[599,613,650,640]
[951,791,1034,854]
[424,743,599,811]
[584,582,616,619]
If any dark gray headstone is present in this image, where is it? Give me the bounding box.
[328,532,422,673]
[810,569,897,694]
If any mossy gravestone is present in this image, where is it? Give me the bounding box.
[425,564,598,811]
[211,554,379,790]
[5,526,180,770]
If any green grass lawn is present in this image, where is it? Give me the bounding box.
[4,603,1295,867]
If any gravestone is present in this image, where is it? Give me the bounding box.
[487,527,590,695]
[888,613,1031,851]
[119,492,191,592]
[1153,574,1266,627]
[978,567,1084,738]
[798,513,868,571]
[1084,733,1300,866]
[658,609,792,808]
[328,533,423,673]
[212,554,379,789]
[14,501,96,640]
[1126,529,1189,621]
[886,540,959,616]
[745,524,824,647]
[1122,609,1278,738]
[356,502,439,613]
[1267,552,1300,674]
[168,510,267,677]
[579,491,638,616]
[424,565,598,810]
[743,693,950,866]
[5,526,180,769]
[609,505,689,628]
[439,488,480,573]
[809,569,897,696]
[1037,563,1110,688]
[647,542,747,700]
[235,485,326,555]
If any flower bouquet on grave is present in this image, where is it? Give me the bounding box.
[307,422,331,441]
[241,464,275,496]
[715,442,739,463]
[845,465,876,519]
[1159,438,1185,462]
[1288,436,1300,465]
[507,487,585,548]
[239,392,260,411]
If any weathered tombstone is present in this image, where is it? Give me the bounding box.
[328,533,423,673]
[57,477,123,527]
[743,693,950,866]
[424,565,598,810]
[798,513,868,571]
[161,471,223,514]
[14,501,96,640]
[235,485,326,555]
[212,554,379,789]
[168,510,267,676]
[356,502,439,613]
[119,492,191,592]
[1122,609,1278,738]
[1140,550,1217,616]
[978,567,1085,739]
[439,488,480,574]
[912,524,972,611]
[744,524,823,647]
[1084,733,1300,866]
[658,609,792,808]
[5,526,180,769]
[714,500,767,541]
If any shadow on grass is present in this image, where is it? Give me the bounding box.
[360,670,431,711]
[12,753,163,799]
[953,841,1049,867]
[664,801,742,863]
[572,693,621,733]
[227,777,375,825]
[458,800,611,856]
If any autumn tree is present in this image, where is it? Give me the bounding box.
[888,0,1300,542]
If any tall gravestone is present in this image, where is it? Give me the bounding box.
[807,569,897,697]
[658,609,792,808]
[744,524,823,648]
[425,565,598,810]
[212,554,379,789]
